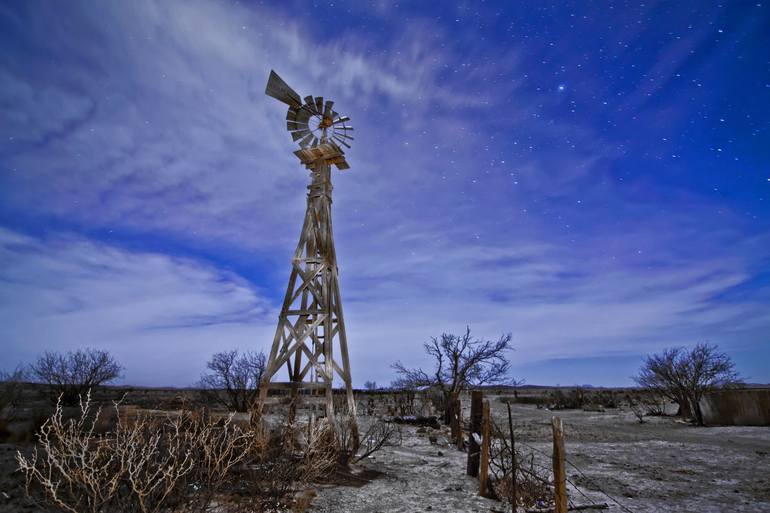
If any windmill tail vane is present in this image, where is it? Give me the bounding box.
[255,70,358,446]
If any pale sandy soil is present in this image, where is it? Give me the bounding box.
[309,398,770,513]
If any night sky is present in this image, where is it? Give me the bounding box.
[1,1,768,387]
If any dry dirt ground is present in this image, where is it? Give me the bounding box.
[310,396,770,513]
[2,388,769,513]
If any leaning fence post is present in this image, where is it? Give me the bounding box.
[479,399,491,497]
[466,390,483,476]
[552,416,567,513]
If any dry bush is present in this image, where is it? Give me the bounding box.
[487,419,552,510]
[387,386,417,416]
[230,418,339,512]
[626,391,668,422]
[16,393,253,513]
[1,367,26,438]
[351,418,402,463]
[15,391,359,513]
[548,387,586,410]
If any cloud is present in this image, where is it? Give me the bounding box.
[1,1,768,387]
[0,227,277,385]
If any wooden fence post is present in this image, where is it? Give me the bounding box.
[466,390,483,476]
[552,416,567,513]
[507,402,517,511]
[450,392,463,449]
[454,394,464,451]
[479,400,491,497]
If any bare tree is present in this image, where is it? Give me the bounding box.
[199,350,266,412]
[29,349,122,405]
[392,326,514,422]
[363,380,378,391]
[634,343,741,426]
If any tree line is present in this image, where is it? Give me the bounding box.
[1,333,744,426]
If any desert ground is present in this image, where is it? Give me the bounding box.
[2,386,769,513]
[309,393,770,513]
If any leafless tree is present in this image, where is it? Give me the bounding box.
[363,380,377,391]
[392,326,514,422]
[29,349,122,405]
[634,343,741,426]
[199,350,266,412]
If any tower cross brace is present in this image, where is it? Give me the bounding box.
[256,153,356,428]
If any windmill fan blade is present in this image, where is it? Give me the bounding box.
[333,135,351,148]
[287,121,307,131]
[315,97,324,115]
[323,100,334,118]
[296,108,311,126]
[303,96,318,114]
[332,115,351,125]
[336,134,354,143]
[299,133,314,148]
[265,70,301,108]
[333,127,354,139]
[292,129,310,141]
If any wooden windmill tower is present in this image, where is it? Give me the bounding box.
[256,70,357,433]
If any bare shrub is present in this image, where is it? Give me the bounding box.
[232,419,339,512]
[628,396,647,423]
[1,366,25,420]
[392,326,514,423]
[16,393,253,513]
[387,383,417,416]
[487,419,551,510]
[29,348,122,405]
[199,350,266,412]
[1,366,26,441]
[548,386,586,410]
[352,419,402,463]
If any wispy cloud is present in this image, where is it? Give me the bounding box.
[1,0,768,386]
[0,227,276,385]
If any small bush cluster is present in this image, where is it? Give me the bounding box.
[15,394,355,513]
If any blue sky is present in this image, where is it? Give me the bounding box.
[1,0,768,387]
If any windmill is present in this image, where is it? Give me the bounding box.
[256,70,357,436]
